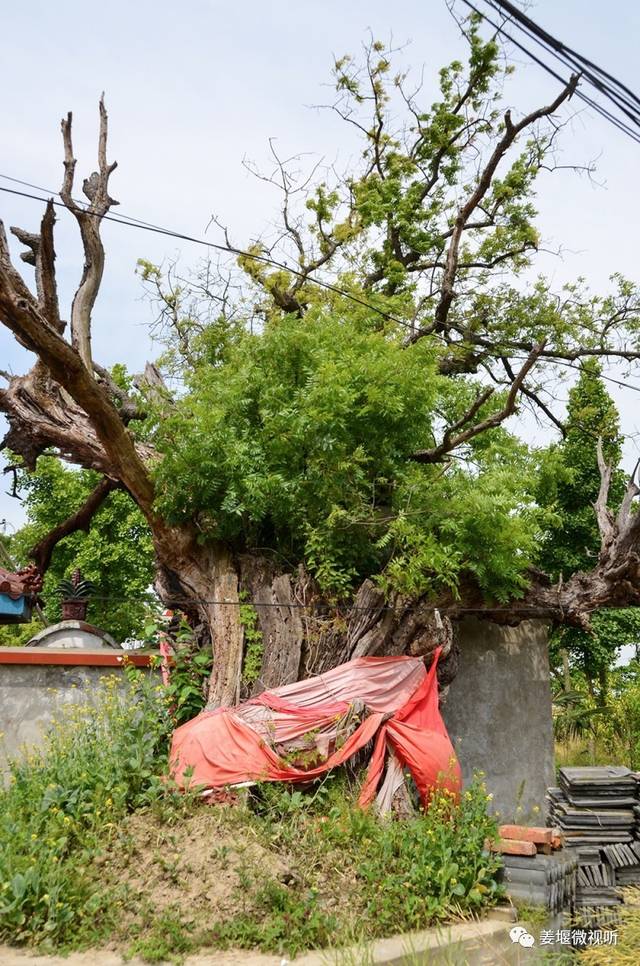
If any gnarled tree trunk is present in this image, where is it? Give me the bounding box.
[2,98,640,710]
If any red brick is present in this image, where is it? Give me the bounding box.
[498,825,554,846]
[485,837,537,856]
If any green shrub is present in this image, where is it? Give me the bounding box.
[0,670,172,949]
[210,776,503,956]
[140,613,212,726]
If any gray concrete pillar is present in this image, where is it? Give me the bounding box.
[441,618,554,823]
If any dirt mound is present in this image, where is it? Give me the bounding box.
[104,807,290,922]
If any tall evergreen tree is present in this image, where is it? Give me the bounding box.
[539,361,640,700]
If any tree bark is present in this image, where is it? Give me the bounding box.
[151,531,245,707]
[2,96,640,709]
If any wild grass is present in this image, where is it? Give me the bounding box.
[578,888,640,966]
[0,668,176,950]
[0,669,503,960]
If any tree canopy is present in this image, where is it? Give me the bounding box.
[2,16,640,700]
[538,363,640,699]
[1,458,155,644]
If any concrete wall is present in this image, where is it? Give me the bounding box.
[0,649,159,773]
[442,618,555,823]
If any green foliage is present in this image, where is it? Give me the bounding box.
[0,617,43,647]
[56,575,95,601]
[538,363,640,696]
[239,594,264,686]
[599,660,640,769]
[579,887,640,966]
[210,777,502,957]
[0,672,173,948]
[151,306,547,602]
[554,661,640,769]
[137,37,640,610]
[154,311,436,592]
[539,360,625,580]
[554,609,640,700]
[127,909,198,964]
[140,613,212,726]
[164,646,212,727]
[3,457,156,644]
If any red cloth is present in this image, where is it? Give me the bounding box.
[170,649,461,808]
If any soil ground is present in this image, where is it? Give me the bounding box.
[0,951,283,966]
[104,808,292,927]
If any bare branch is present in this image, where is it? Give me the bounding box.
[616,460,640,531]
[29,477,119,573]
[60,95,119,369]
[0,266,154,510]
[411,75,579,341]
[10,201,61,332]
[501,356,566,437]
[410,341,545,463]
[594,438,615,545]
[133,362,173,407]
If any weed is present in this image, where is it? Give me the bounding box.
[0,671,503,961]
[126,909,197,964]
[0,671,172,949]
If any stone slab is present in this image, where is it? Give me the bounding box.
[442,618,555,823]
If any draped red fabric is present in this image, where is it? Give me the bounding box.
[169,649,461,808]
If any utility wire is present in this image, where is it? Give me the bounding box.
[1,176,639,401]
[0,183,406,328]
[2,178,640,404]
[89,595,436,613]
[2,178,639,389]
[485,0,640,121]
[462,0,640,144]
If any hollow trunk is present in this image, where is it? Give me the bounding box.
[152,530,245,707]
[152,531,459,708]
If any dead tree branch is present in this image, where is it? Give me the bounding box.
[29,477,120,573]
[60,95,118,369]
[595,438,615,546]
[0,99,153,509]
[10,201,61,332]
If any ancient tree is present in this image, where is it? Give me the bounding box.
[2,26,640,705]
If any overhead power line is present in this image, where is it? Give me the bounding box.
[462,0,640,144]
[0,182,405,328]
[1,179,639,401]
[486,0,640,120]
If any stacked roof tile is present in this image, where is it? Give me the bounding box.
[547,766,640,914]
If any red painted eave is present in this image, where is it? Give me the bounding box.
[0,647,160,667]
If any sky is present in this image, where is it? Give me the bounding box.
[1,0,640,537]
